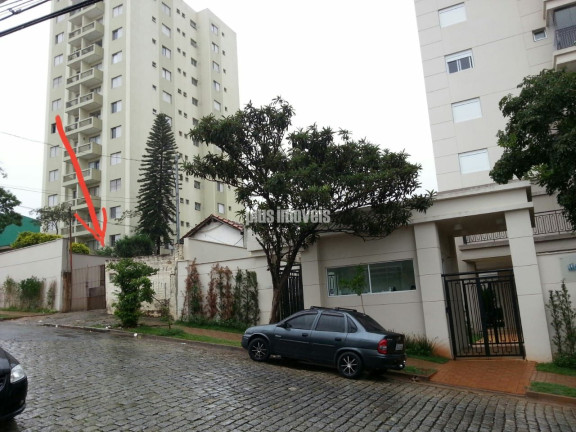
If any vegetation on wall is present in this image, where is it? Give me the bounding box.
[181,259,203,320]
[547,282,576,369]
[1,276,54,312]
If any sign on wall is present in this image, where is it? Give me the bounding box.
[560,254,576,282]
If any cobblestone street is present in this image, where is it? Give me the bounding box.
[1,321,576,431]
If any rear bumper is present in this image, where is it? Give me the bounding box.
[363,353,406,370]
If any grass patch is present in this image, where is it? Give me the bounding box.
[408,354,450,364]
[402,365,437,376]
[530,381,576,398]
[0,307,56,314]
[536,362,576,377]
[128,325,241,347]
[177,320,246,334]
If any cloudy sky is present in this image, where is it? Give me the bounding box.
[0,0,436,216]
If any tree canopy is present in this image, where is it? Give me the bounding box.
[490,69,576,227]
[0,167,22,234]
[183,98,434,322]
[136,113,178,254]
[32,202,72,235]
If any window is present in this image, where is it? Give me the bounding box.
[110,206,122,219]
[152,16,156,23]
[161,2,171,16]
[191,58,197,67]
[162,91,172,103]
[48,194,58,206]
[162,68,171,81]
[217,203,225,214]
[89,186,100,197]
[284,312,317,330]
[51,123,57,134]
[533,29,547,41]
[56,14,65,22]
[445,49,473,74]
[111,126,122,138]
[327,261,416,296]
[49,146,58,157]
[162,24,171,37]
[194,181,201,189]
[51,99,62,111]
[162,46,171,58]
[452,98,482,123]
[192,97,198,106]
[113,5,123,17]
[112,27,123,40]
[190,38,197,47]
[211,42,219,53]
[195,202,201,211]
[212,61,220,72]
[88,160,100,170]
[459,149,490,174]
[111,51,123,64]
[316,313,345,333]
[49,169,59,182]
[190,19,197,29]
[211,23,219,34]
[554,5,576,30]
[165,115,172,125]
[213,100,221,111]
[89,135,102,144]
[191,77,198,86]
[111,75,122,88]
[217,181,224,192]
[52,76,63,88]
[439,3,466,27]
[110,152,121,165]
[110,178,121,192]
[110,234,121,246]
[55,32,64,44]
[111,100,122,113]
[213,80,220,91]
[54,54,63,66]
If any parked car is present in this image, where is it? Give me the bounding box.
[0,347,28,422]
[242,306,406,378]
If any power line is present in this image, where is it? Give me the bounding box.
[0,0,50,23]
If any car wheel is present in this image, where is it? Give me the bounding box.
[337,352,363,379]
[248,337,270,362]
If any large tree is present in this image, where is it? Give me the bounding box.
[0,167,22,234]
[136,113,178,254]
[183,98,434,322]
[32,202,72,234]
[490,69,576,227]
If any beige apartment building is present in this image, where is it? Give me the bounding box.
[42,0,240,250]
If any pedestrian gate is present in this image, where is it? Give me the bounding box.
[278,263,304,321]
[443,270,525,358]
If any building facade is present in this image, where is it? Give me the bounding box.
[42,0,240,250]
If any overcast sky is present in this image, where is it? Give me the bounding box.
[0,0,436,216]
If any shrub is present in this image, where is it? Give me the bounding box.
[547,281,576,368]
[405,333,437,357]
[114,234,154,257]
[11,232,61,249]
[71,242,90,254]
[18,277,43,311]
[182,260,203,320]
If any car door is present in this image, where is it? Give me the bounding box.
[273,311,318,360]
[309,312,348,364]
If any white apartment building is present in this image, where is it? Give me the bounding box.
[42,0,240,250]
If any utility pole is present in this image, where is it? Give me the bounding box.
[174,154,180,249]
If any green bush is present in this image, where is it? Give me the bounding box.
[547,282,576,368]
[11,232,61,249]
[71,243,90,254]
[19,277,43,311]
[405,333,437,357]
[114,234,154,258]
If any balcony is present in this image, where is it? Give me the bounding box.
[554,25,576,71]
[67,43,103,68]
[69,2,104,26]
[63,142,102,161]
[64,117,102,140]
[68,21,104,44]
[62,168,101,188]
[66,91,103,114]
[67,196,102,211]
[61,223,89,236]
[66,67,103,92]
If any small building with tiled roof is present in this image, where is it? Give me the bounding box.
[181,214,244,247]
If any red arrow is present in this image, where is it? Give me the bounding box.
[55,115,107,246]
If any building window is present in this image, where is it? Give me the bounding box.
[111,100,122,113]
[110,178,122,192]
[191,58,197,67]
[112,27,123,40]
[452,98,482,123]
[161,2,171,15]
[327,260,416,296]
[192,97,198,106]
[56,14,65,22]
[113,4,123,17]
[211,42,219,53]
[162,46,171,58]
[217,203,225,214]
[52,76,63,88]
[54,54,63,66]
[190,38,197,47]
[110,206,122,219]
[533,28,547,41]
[439,3,466,28]
[162,68,171,81]
[191,77,198,86]
[51,99,62,111]
[216,181,225,192]
[162,91,172,103]
[110,152,121,165]
[111,75,122,88]
[190,19,197,29]
[51,123,57,134]
[162,24,171,37]
[111,126,122,138]
[195,202,201,211]
[212,61,220,72]
[110,234,121,246]
[49,169,59,182]
[445,49,473,74]
[48,194,58,206]
[213,80,220,91]
[49,146,58,157]
[111,51,123,64]
[194,181,201,189]
[55,32,64,44]
[459,149,490,174]
[89,135,102,144]
[213,100,221,111]
[192,118,199,126]
[211,23,219,34]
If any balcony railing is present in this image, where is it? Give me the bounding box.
[556,25,576,50]
[463,210,574,244]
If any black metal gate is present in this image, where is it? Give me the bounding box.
[278,263,304,321]
[443,269,525,358]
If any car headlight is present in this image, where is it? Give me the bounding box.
[10,364,26,383]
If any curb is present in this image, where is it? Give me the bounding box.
[526,390,576,406]
[387,370,437,382]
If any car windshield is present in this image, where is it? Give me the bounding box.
[353,314,386,333]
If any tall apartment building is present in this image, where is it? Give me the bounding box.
[42,0,240,250]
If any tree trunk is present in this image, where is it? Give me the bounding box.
[269,280,282,324]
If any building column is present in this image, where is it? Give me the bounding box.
[414,222,451,357]
[301,242,323,308]
[505,209,552,362]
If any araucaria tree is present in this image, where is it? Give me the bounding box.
[183,98,434,323]
[490,69,576,227]
[136,113,178,254]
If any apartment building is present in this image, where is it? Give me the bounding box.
[42,0,240,250]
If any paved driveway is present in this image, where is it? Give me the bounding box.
[1,322,575,432]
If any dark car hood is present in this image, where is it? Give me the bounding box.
[245,324,278,334]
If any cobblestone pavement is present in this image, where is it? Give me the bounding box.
[1,322,576,432]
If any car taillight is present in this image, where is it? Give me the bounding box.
[377,339,388,354]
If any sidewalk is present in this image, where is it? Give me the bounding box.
[3,309,575,403]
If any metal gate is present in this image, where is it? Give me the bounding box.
[70,265,106,311]
[278,263,304,321]
[443,269,525,358]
